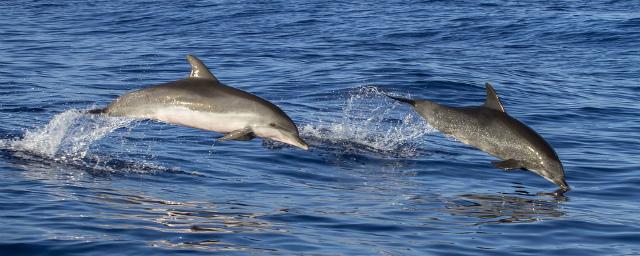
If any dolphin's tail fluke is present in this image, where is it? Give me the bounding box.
[87,108,106,114]
[384,93,416,107]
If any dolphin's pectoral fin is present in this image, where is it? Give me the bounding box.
[484,83,505,112]
[491,159,524,170]
[230,132,256,141]
[186,55,219,82]
[218,128,255,141]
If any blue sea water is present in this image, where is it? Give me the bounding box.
[1,0,639,255]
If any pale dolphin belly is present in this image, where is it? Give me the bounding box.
[116,105,260,133]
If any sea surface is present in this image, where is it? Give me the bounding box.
[1,1,639,255]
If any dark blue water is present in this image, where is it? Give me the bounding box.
[1,1,639,255]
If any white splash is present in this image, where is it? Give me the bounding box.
[300,86,434,157]
[4,109,134,161]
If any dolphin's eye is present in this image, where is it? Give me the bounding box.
[269,123,276,127]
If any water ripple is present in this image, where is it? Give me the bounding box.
[1,0,639,255]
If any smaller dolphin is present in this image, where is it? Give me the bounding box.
[90,55,308,150]
[387,83,568,190]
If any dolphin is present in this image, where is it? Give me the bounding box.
[89,55,309,150]
[386,83,568,190]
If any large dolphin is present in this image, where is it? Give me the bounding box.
[387,83,568,190]
[90,55,309,150]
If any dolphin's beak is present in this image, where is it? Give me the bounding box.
[291,136,309,150]
[282,129,309,150]
[278,130,309,150]
[555,178,570,191]
[254,126,309,150]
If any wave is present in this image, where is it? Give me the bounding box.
[1,86,434,173]
[1,109,133,159]
[300,86,433,158]
[0,109,191,175]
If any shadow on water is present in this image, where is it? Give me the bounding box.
[442,190,567,225]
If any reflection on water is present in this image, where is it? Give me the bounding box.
[87,191,281,253]
[443,192,566,225]
[0,151,280,253]
[149,239,278,253]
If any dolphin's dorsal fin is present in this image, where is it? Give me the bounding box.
[483,83,505,112]
[186,55,219,82]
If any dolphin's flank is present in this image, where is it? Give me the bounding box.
[387,83,568,190]
[90,55,308,150]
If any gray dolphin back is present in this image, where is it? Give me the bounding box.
[102,78,296,130]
